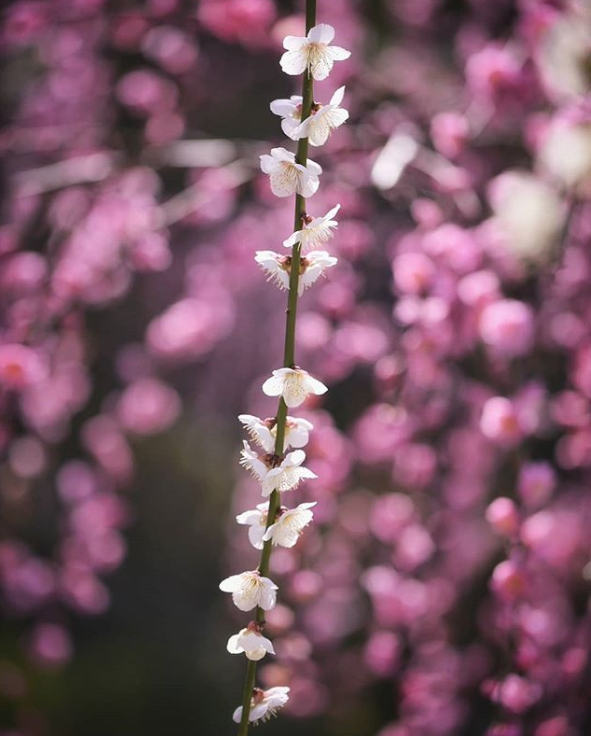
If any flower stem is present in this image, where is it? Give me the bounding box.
[236,2,316,733]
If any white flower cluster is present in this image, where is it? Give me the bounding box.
[220,21,350,728]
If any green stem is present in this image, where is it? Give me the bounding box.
[236,3,316,734]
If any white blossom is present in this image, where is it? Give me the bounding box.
[260,147,322,198]
[293,88,349,146]
[283,204,340,251]
[254,250,337,296]
[299,251,338,292]
[227,626,275,661]
[233,686,290,725]
[236,502,269,549]
[270,95,303,139]
[239,440,269,483]
[280,23,350,81]
[219,570,278,611]
[271,88,349,146]
[239,441,317,496]
[263,502,317,548]
[238,414,314,452]
[262,367,328,408]
[262,449,317,496]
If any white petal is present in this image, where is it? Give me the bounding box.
[297,467,318,480]
[283,231,303,249]
[280,50,308,76]
[308,23,335,44]
[297,173,320,198]
[270,98,297,117]
[219,575,240,592]
[236,509,263,525]
[270,147,294,162]
[248,524,266,550]
[259,585,277,610]
[286,117,311,141]
[227,633,244,654]
[330,85,346,106]
[250,704,268,722]
[283,35,307,51]
[304,374,329,395]
[281,118,302,139]
[259,155,276,174]
[233,707,243,723]
[324,203,341,221]
[308,117,332,146]
[285,449,306,466]
[310,54,334,81]
[270,168,299,197]
[306,158,323,176]
[328,45,351,60]
[262,374,285,397]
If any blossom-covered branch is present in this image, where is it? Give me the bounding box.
[218,1,350,732]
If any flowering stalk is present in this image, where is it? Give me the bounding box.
[220,1,350,732]
[237,4,316,731]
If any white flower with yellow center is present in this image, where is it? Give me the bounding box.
[262,450,317,495]
[239,441,317,496]
[219,570,278,611]
[227,625,275,661]
[263,502,317,548]
[254,250,337,296]
[260,147,322,198]
[233,686,290,725]
[238,414,314,452]
[283,204,340,251]
[271,88,349,146]
[262,367,328,408]
[293,88,349,146]
[280,24,350,81]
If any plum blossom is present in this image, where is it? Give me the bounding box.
[227,625,275,661]
[270,95,304,139]
[283,205,340,251]
[262,367,328,408]
[219,570,278,612]
[239,441,317,496]
[261,450,316,496]
[259,148,321,198]
[479,300,535,358]
[262,502,317,548]
[236,503,269,549]
[280,24,350,81]
[238,414,313,453]
[273,89,349,146]
[233,686,290,724]
[254,250,337,296]
[0,344,47,389]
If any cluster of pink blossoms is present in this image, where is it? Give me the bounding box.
[219,20,351,727]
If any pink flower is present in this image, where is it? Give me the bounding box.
[486,497,519,537]
[28,624,73,669]
[0,344,47,389]
[480,397,523,448]
[479,300,535,358]
[392,252,435,295]
[517,462,556,508]
[116,378,181,435]
[430,112,469,159]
